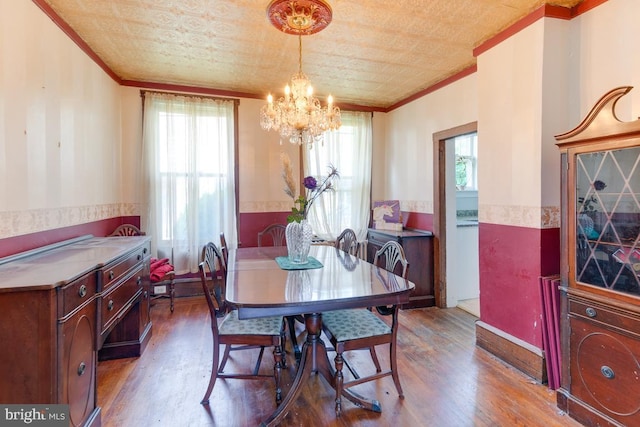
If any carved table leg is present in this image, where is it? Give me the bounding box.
[260,312,381,426]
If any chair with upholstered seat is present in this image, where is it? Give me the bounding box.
[258,224,286,247]
[257,223,303,360]
[334,228,366,258]
[321,240,409,416]
[199,241,286,406]
[109,224,177,312]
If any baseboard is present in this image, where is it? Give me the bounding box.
[475,320,547,383]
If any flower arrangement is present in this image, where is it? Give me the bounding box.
[579,179,607,213]
[281,153,339,223]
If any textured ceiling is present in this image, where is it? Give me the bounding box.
[41,0,583,109]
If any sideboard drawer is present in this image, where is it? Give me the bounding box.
[100,268,143,335]
[101,243,149,291]
[570,297,640,338]
[60,273,97,319]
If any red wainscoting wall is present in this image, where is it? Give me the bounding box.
[0,217,141,259]
[403,211,434,231]
[479,222,560,348]
[238,212,290,247]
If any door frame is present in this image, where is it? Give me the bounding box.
[432,121,477,308]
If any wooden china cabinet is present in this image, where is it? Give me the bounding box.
[555,86,640,426]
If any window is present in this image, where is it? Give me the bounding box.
[454,132,477,191]
[303,111,372,241]
[142,92,237,274]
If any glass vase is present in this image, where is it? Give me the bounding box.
[285,219,312,264]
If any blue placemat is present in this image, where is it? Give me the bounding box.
[276,256,323,270]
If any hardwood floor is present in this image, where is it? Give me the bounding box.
[97,297,581,427]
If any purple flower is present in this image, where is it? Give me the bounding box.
[303,176,317,190]
[593,180,607,191]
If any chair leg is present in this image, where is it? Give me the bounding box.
[219,344,232,372]
[286,316,301,362]
[280,324,288,369]
[253,346,266,375]
[368,346,382,373]
[390,340,404,398]
[273,345,283,405]
[201,338,219,404]
[334,351,344,416]
[169,280,175,312]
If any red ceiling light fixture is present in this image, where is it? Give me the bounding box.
[260,0,341,148]
[266,0,333,35]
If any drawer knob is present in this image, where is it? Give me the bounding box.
[137,254,142,261]
[137,277,142,286]
[143,247,148,254]
[109,271,115,280]
[143,290,148,299]
[586,307,597,318]
[601,365,615,379]
[77,362,86,376]
[108,299,114,311]
[78,284,87,298]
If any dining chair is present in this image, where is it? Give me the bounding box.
[334,228,363,258]
[257,223,303,361]
[109,224,177,312]
[199,241,286,406]
[257,224,287,247]
[109,224,145,236]
[321,240,409,416]
[219,232,229,266]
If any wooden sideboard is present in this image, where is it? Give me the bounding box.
[366,228,435,308]
[0,235,152,427]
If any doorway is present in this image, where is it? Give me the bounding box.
[432,122,479,316]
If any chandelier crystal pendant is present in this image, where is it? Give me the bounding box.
[260,0,341,148]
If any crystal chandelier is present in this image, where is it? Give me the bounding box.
[260,0,341,148]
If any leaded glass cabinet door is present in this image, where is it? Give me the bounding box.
[574,146,640,296]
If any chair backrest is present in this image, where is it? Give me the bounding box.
[373,240,409,279]
[219,232,229,265]
[109,224,145,236]
[334,228,359,256]
[258,224,286,247]
[200,242,228,317]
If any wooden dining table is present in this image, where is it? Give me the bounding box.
[225,244,415,426]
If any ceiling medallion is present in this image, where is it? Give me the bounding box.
[261,0,341,148]
[266,0,332,35]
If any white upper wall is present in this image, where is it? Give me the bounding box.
[1,1,123,237]
[477,20,545,213]
[382,75,478,214]
[568,0,640,123]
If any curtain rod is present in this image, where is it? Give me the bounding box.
[140,89,239,105]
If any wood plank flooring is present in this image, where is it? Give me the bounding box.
[97,297,582,426]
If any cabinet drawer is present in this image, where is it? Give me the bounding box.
[569,316,640,424]
[569,298,640,338]
[101,242,149,291]
[59,299,96,426]
[60,273,97,318]
[100,269,144,334]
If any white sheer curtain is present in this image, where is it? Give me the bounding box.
[142,92,237,274]
[304,111,372,241]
